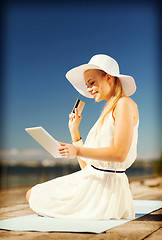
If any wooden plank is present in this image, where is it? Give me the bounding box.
[103,209,162,240]
[0,177,161,239]
[144,227,162,240]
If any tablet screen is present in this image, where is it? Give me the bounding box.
[25,127,62,158]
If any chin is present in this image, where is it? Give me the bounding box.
[95,97,102,102]
[93,93,103,102]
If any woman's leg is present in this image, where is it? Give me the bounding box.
[26,188,32,203]
[26,188,38,214]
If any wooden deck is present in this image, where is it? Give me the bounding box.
[0,176,162,239]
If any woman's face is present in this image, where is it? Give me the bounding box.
[84,69,114,102]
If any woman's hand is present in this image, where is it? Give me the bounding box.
[68,108,82,133]
[58,142,78,159]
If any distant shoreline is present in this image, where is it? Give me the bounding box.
[0,158,161,167]
[1,161,161,189]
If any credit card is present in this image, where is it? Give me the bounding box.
[72,99,85,116]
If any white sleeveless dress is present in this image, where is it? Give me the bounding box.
[29,111,139,220]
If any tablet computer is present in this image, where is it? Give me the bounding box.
[25,127,62,158]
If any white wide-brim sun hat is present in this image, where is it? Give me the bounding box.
[66,54,136,98]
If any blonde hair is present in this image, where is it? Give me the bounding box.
[93,69,126,134]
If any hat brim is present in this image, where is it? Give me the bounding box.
[66,64,136,98]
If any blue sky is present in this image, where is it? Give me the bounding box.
[1,1,161,161]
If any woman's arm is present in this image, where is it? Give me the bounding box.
[58,98,137,163]
[77,97,135,162]
[68,108,87,169]
[77,157,87,169]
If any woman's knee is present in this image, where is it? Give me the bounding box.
[26,188,32,202]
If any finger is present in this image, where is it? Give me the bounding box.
[59,150,69,158]
[75,108,78,117]
[69,113,73,119]
[61,153,69,158]
[58,146,67,151]
[70,112,75,117]
[58,142,66,146]
[59,151,68,155]
[75,108,82,118]
[69,113,75,121]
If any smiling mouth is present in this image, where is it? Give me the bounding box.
[92,92,98,97]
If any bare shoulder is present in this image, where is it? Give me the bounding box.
[113,97,139,125]
[116,96,137,108]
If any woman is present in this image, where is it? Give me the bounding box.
[26,54,139,220]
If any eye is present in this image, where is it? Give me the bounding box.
[86,80,95,88]
[90,81,95,85]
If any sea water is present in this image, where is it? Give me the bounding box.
[0,164,154,189]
